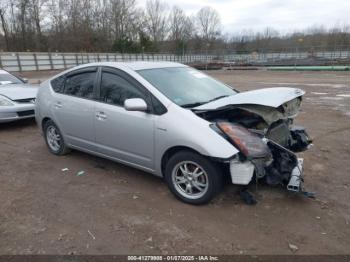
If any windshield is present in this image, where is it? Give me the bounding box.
[137,67,237,107]
[0,72,23,85]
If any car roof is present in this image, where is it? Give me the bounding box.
[77,61,188,71]
[126,61,187,70]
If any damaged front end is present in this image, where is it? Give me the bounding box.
[195,92,313,197]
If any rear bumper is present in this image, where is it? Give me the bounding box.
[0,104,35,123]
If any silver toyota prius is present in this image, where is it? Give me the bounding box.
[35,62,312,204]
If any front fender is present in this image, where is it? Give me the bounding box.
[154,106,239,176]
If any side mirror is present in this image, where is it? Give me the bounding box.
[124,98,147,112]
[22,78,28,83]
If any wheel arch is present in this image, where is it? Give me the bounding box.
[41,117,52,131]
[161,146,202,177]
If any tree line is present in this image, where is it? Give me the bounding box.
[0,0,349,54]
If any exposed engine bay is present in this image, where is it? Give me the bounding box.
[194,96,313,199]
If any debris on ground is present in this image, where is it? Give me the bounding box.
[34,227,47,234]
[302,191,316,198]
[239,188,257,205]
[61,168,69,172]
[319,200,329,209]
[133,195,139,200]
[88,230,96,240]
[288,243,299,253]
[145,237,153,242]
[76,170,85,176]
[58,233,66,241]
[320,147,330,152]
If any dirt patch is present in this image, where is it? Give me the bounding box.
[1,70,350,255]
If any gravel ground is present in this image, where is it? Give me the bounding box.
[0,69,350,255]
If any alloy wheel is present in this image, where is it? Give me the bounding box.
[46,125,61,152]
[171,161,209,200]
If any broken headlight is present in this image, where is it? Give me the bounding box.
[215,121,271,159]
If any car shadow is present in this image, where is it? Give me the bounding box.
[0,118,37,130]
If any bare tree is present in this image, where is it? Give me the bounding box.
[0,1,11,50]
[144,0,167,43]
[17,0,30,50]
[110,0,140,41]
[0,0,349,53]
[196,6,221,43]
[47,0,66,51]
[29,0,47,50]
[169,6,194,41]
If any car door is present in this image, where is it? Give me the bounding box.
[51,67,98,151]
[94,67,155,171]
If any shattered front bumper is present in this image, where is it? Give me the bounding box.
[229,159,255,185]
[287,158,304,192]
[229,145,308,195]
[227,122,314,198]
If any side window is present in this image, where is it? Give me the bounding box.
[51,75,65,93]
[64,72,96,99]
[100,72,145,106]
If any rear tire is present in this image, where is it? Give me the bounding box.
[43,120,70,155]
[164,151,223,205]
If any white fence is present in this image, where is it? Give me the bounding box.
[1,51,349,72]
[0,52,217,72]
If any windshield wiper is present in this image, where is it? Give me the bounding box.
[181,102,207,108]
[181,95,231,109]
[206,95,230,103]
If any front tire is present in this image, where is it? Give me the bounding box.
[43,120,70,155]
[165,151,223,205]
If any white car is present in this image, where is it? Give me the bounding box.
[0,69,38,123]
[35,62,312,204]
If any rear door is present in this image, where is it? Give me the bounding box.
[94,67,155,170]
[51,67,98,151]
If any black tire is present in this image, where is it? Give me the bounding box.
[43,120,70,155]
[164,150,223,205]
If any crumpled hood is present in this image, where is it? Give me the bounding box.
[193,87,305,111]
[0,84,38,100]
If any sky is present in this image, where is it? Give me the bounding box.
[137,0,350,34]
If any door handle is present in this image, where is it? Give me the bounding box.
[54,102,62,109]
[96,111,107,120]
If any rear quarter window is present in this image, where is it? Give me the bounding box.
[50,75,66,93]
